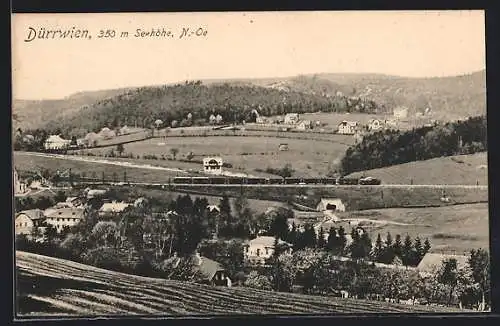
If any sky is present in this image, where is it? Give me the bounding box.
[11,10,485,100]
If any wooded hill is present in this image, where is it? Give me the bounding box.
[340,116,487,175]
[39,81,382,137]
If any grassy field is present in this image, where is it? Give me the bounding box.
[348,152,488,185]
[16,251,467,317]
[13,152,183,183]
[70,136,351,177]
[336,203,489,254]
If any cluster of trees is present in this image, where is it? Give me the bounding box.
[15,191,67,211]
[39,81,383,137]
[340,116,487,175]
[264,212,431,267]
[372,233,431,266]
[244,247,490,310]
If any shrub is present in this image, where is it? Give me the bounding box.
[244,271,273,291]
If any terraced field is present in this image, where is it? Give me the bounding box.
[15,251,466,317]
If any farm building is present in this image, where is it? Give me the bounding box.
[284,113,300,125]
[203,157,223,175]
[15,209,46,237]
[207,205,220,213]
[296,120,312,130]
[316,198,346,212]
[44,135,71,150]
[98,201,131,218]
[43,207,85,233]
[337,121,359,135]
[416,253,469,277]
[278,143,289,151]
[243,236,292,266]
[393,106,409,119]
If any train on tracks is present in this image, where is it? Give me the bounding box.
[167,176,382,185]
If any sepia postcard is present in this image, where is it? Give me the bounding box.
[11,11,490,318]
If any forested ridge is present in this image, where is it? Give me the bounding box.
[41,81,384,137]
[340,116,487,175]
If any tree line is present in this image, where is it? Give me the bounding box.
[340,116,487,175]
[244,247,490,310]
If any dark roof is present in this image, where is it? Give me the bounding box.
[192,256,225,281]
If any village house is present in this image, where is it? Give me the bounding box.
[98,201,131,218]
[393,106,409,119]
[99,127,116,140]
[15,209,46,237]
[13,168,28,195]
[44,135,71,150]
[296,120,312,130]
[243,236,292,266]
[165,252,232,287]
[192,252,232,287]
[278,143,289,151]
[416,253,469,277]
[284,113,300,125]
[367,119,383,131]
[43,207,85,233]
[203,157,223,175]
[337,121,359,135]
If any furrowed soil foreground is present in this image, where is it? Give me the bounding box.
[16,251,469,316]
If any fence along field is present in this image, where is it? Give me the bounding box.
[16,251,465,316]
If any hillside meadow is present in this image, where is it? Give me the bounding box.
[16,251,466,316]
[336,203,489,255]
[347,152,488,186]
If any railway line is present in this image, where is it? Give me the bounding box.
[72,180,488,190]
